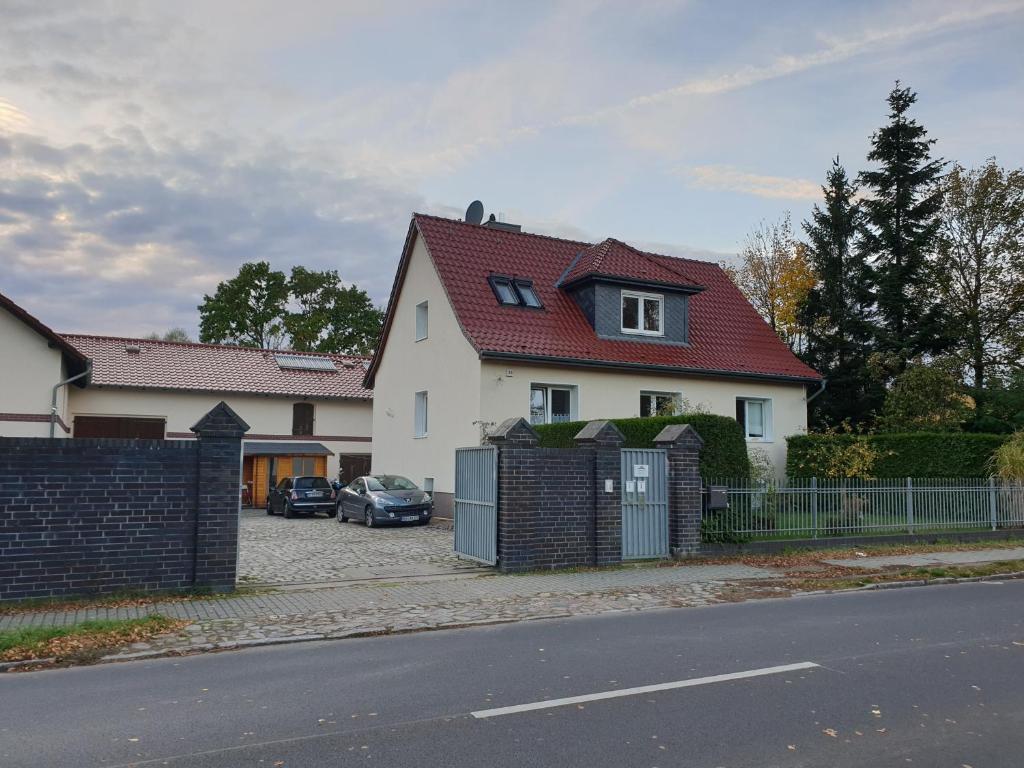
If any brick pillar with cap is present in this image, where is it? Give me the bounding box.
[653,423,704,556]
[190,401,250,591]
[574,420,625,566]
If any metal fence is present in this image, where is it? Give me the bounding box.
[705,477,1024,540]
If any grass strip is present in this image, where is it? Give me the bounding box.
[0,615,186,664]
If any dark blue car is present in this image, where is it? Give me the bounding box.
[267,476,338,518]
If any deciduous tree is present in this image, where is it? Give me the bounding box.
[935,159,1024,400]
[724,213,815,351]
[198,261,289,348]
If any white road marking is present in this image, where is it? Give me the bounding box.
[470,661,820,719]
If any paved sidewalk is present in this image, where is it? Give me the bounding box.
[822,546,1024,570]
[11,548,1018,663]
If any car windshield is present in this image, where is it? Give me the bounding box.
[294,477,331,489]
[365,475,418,492]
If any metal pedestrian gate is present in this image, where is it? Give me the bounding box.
[454,446,498,565]
[621,448,669,560]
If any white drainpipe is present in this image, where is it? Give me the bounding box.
[51,361,92,438]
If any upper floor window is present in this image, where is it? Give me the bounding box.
[640,391,680,418]
[488,275,543,308]
[736,397,773,441]
[621,291,663,336]
[415,300,428,341]
[292,402,314,435]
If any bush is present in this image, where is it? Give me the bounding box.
[991,431,1024,480]
[533,413,751,479]
[787,432,1008,478]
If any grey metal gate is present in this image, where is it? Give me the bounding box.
[621,448,669,560]
[454,446,498,565]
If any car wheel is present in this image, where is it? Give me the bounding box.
[364,506,375,528]
[339,509,349,523]
[284,504,295,519]
[326,508,337,518]
[266,501,274,516]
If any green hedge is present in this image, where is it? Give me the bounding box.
[786,432,1008,478]
[533,414,751,479]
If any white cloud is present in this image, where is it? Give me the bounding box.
[686,165,821,201]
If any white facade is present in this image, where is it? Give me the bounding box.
[370,235,482,494]
[68,387,372,478]
[0,304,72,437]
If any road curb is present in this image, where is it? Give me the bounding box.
[798,570,1024,597]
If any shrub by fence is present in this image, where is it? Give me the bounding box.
[534,414,750,479]
[786,432,1008,478]
[704,476,1024,542]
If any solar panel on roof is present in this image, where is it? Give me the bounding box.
[274,354,338,372]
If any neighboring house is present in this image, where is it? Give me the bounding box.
[0,290,373,509]
[62,335,373,507]
[0,291,91,438]
[365,214,822,514]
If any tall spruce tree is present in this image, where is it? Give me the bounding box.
[859,83,946,372]
[799,158,880,426]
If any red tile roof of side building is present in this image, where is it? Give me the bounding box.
[62,334,373,400]
[365,213,821,387]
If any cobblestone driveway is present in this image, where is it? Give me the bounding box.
[237,508,480,585]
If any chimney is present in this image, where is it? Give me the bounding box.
[482,212,521,233]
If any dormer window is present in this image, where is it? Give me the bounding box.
[621,290,663,336]
[488,275,544,308]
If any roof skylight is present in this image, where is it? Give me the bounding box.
[274,354,338,372]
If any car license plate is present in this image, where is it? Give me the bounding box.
[308,491,323,498]
[401,515,418,522]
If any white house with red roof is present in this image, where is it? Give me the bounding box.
[0,291,373,507]
[365,212,822,514]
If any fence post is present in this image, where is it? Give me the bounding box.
[811,477,818,539]
[905,477,914,534]
[989,476,998,531]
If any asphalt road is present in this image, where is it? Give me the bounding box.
[3,581,1024,767]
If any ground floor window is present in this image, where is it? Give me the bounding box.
[530,384,576,425]
[640,391,681,418]
[292,456,318,476]
[736,397,773,441]
[414,391,429,437]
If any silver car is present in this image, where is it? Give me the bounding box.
[337,475,433,527]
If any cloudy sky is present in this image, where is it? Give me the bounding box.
[2,0,1022,338]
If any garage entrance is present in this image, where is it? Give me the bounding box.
[242,441,332,508]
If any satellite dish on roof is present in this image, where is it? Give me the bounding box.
[465,200,484,225]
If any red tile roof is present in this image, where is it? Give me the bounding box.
[62,335,372,400]
[560,238,703,288]
[367,214,820,385]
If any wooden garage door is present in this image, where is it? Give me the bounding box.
[74,416,166,439]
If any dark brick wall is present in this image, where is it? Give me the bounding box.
[482,418,703,572]
[487,418,625,572]
[0,402,247,601]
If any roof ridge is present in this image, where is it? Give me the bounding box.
[60,333,370,360]
[412,212,593,249]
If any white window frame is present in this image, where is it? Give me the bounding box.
[620,290,664,336]
[640,391,681,418]
[738,397,773,442]
[529,383,578,425]
[415,300,428,341]
[414,391,428,438]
